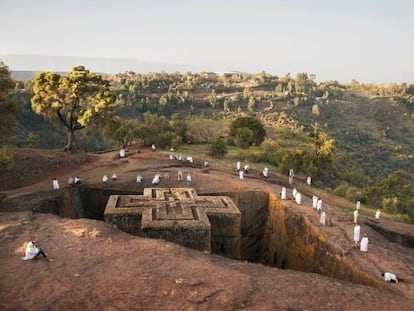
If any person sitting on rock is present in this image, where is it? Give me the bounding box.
[111,173,118,181]
[22,241,48,260]
[382,272,398,283]
[74,176,81,184]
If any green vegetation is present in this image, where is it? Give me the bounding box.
[229,116,266,147]
[208,138,228,159]
[0,61,19,145]
[363,170,414,221]
[3,60,414,222]
[31,66,117,151]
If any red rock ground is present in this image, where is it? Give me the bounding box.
[0,147,413,310]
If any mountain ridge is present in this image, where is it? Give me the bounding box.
[1,54,189,74]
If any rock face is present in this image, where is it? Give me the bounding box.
[233,190,382,287]
[103,188,241,259]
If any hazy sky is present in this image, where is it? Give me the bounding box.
[1,0,413,83]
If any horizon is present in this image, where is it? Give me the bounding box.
[1,0,413,84]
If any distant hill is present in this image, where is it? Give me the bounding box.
[11,70,68,81]
[1,54,188,75]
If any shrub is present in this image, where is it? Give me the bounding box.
[208,138,228,159]
[0,146,14,165]
[345,186,359,202]
[235,127,254,148]
[333,184,348,197]
[382,197,399,214]
[229,116,266,146]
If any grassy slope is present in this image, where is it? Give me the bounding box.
[290,92,414,181]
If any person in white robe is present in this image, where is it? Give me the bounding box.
[353,210,359,224]
[52,178,60,190]
[152,144,156,151]
[317,199,323,212]
[375,209,381,220]
[111,173,118,180]
[102,175,109,183]
[186,173,192,186]
[262,167,269,178]
[281,187,287,200]
[288,169,294,185]
[236,161,241,171]
[244,165,250,173]
[295,192,302,205]
[74,176,81,184]
[312,196,318,209]
[381,272,398,283]
[320,211,326,225]
[152,174,160,185]
[119,149,126,158]
[177,170,183,181]
[186,156,193,163]
[353,224,361,244]
[356,201,361,211]
[136,175,143,183]
[360,234,369,252]
[239,170,244,182]
[22,241,48,260]
[292,188,297,198]
[306,176,312,185]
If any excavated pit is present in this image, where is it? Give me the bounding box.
[6,185,403,288]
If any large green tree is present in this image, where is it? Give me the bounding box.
[31,66,117,151]
[229,116,266,147]
[0,61,19,145]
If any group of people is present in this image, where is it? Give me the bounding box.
[102,173,118,183]
[169,153,196,165]
[280,173,323,224]
[52,176,82,190]
[351,201,398,282]
[281,176,398,284]
[150,169,192,186]
[177,170,192,186]
[235,161,270,183]
[352,201,382,252]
